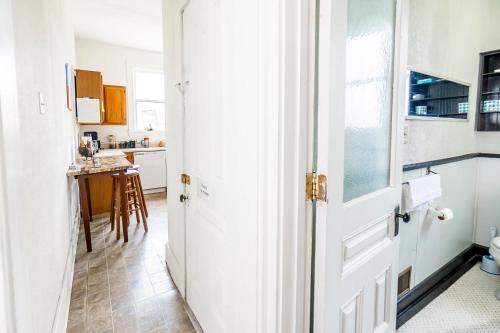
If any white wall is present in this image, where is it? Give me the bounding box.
[1,0,80,331]
[76,38,165,144]
[400,160,477,286]
[475,158,500,246]
[405,0,500,164]
[399,0,500,286]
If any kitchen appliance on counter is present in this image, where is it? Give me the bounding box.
[118,140,139,149]
[107,134,117,149]
[83,131,100,151]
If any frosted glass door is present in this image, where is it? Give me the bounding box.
[343,0,396,202]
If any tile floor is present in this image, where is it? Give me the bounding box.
[399,263,500,333]
[66,193,195,333]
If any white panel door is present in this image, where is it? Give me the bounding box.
[182,0,225,332]
[313,0,407,332]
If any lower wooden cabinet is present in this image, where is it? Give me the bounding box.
[103,85,127,125]
[125,152,134,164]
[88,174,113,214]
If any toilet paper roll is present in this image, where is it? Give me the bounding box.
[428,206,454,221]
[437,208,454,221]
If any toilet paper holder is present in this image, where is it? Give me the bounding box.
[396,212,411,223]
[395,206,411,223]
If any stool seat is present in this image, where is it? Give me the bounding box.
[112,169,139,177]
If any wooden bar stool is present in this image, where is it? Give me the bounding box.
[110,169,148,240]
[128,164,148,217]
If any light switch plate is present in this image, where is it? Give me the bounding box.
[38,92,46,114]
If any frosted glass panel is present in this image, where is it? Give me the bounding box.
[343,0,396,202]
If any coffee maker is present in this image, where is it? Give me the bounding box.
[83,131,100,152]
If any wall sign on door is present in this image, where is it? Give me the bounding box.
[197,178,210,200]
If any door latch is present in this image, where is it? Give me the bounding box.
[181,174,191,185]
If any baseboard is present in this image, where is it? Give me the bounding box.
[51,211,80,333]
[396,243,489,329]
[144,188,167,194]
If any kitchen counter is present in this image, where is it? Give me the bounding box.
[94,150,126,158]
[67,155,131,177]
[67,155,132,251]
[102,147,166,153]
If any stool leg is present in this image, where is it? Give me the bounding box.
[132,177,141,225]
[137,176,148,217]
[85,177,93,222]
[134,176,148,233]
[110,177,117,231]
[116,188,121,240]
[119,171,130,242]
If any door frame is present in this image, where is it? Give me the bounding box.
[0,0,18,330]
[162,0,314,331]
[311,0,409,331]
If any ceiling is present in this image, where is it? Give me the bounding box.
[71,0,163,52]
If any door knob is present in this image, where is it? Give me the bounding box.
[180,194,189,203]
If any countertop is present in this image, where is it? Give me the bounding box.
[67,155,131,177]
[101,147,166,153]
[94,150,126,158]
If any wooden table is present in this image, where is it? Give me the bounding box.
[67,155,132,252]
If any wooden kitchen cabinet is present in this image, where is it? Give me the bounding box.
[103,85,127,125]
[76,69,102,98]
[125,152,134,164]
[75,69,103,124]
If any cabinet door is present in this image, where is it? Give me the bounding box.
[76,69,103,124]
[75,70,102,98]
[125,152,134,164]
[103,85,127,125]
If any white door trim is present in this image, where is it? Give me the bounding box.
[256,0,312,330]
[162,0,188,297]
[0,0,18,330]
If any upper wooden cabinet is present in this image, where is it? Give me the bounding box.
[76,69,103,124]
[75,69,102,99]
[103,85,127,125]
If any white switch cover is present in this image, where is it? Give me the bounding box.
[38,92,46,114]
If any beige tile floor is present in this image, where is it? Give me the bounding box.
[67,193,195,333]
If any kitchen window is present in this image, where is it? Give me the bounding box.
[132,69,165,132]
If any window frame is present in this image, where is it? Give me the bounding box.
[130,67,166,133]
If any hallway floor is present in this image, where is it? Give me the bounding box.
[66,193,195,333]
[399,263,500,333]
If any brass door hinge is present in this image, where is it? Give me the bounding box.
[306,172,327,202]
[181,174,191,185]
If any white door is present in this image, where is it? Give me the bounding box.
[313,0,407,332]
[182,0,225,332]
